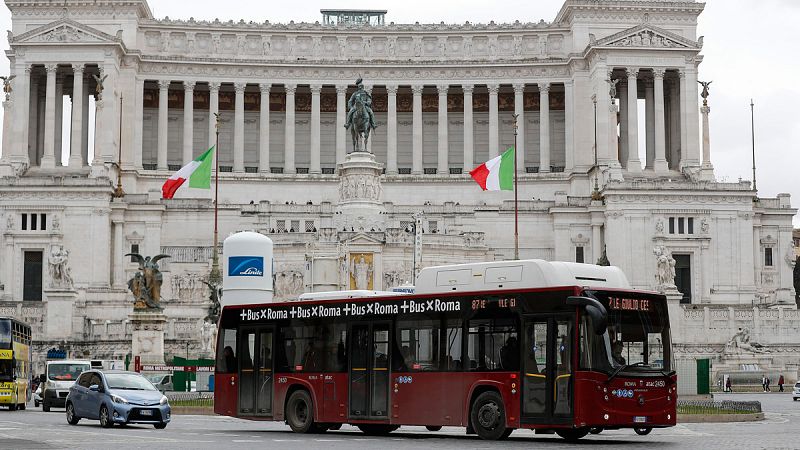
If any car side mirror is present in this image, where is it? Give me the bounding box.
[89,384,100,392]
[39,374,46,383]
[566,296,608,334]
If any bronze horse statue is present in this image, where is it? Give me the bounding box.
[349,95,374,153]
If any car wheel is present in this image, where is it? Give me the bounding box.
[35,401,40,407]
[286,390,315,433]
[634,427,653,435]
[426,425,443,432]
[66,403,80,425]
[42,401,50,412]
[470,391,508,440]
[99,405,113,428]
[19,401,25,411]
[556,427,590,441]
[154,423,167,429]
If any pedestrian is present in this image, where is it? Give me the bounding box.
[766,377,771,392]
[779,374,785,392]
[762,374,767,392]
[725,376,732,393]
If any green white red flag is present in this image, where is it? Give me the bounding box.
[469,147,515,191]
[161,146,215,199]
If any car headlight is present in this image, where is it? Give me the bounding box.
[111,394,129,404]
[159,395,168,405]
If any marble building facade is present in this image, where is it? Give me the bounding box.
[0,0,797,373]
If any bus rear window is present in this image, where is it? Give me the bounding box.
[217,328,238,373]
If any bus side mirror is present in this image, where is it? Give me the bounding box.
[567,296,608,334]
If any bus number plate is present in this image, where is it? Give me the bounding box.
[633,416,647,423]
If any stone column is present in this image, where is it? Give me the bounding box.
[208,82,220,149]
[182,81,195,164]
[618,75,629,165]
[668,77,681,170]
[678,71,688,168]
[513,83,524,170]
[233,82,246,173]
[653,69,669,172]
[437,84,448,174]
[41,64,58,169]
[625,68,642,172]
[335,84,347,164]
[284,83,296,174]
[564,80,575,172]
[259,83,270,173]
[112,218,125,288]
[11,64,31,165]
[157,80,170,170]
[539,82,551,173]
[81,76,89,164]
[700,97,714,178]
[26,72,38,164]
[69,64,84,167]
[462,84,474,171]
[488,83,499,158]
[591,223,602,264]
[412,84,423,174]
[386,84,398,174]
[133,77,144,169]
[645,77,655,169]
[310,84,322,174]
[363,84,373,154]
[54,75,63,165]
[684,65,701,167]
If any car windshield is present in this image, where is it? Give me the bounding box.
[146,375,164,384]
[105,373,157,391]
[48,363,90,381]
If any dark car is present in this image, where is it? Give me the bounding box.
[65,370,171,429]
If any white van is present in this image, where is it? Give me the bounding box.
[40,360,91,412]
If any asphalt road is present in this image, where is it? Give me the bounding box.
[0,393,797,449]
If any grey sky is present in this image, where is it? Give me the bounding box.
[1,0,798,224]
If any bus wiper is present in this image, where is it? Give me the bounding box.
[608,361,646,382]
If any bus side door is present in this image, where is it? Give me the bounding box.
[521,315,574,425]
[239,327,274,416]
[349,322,391,420]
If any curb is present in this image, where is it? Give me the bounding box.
[678,412,764,423]
[171,406,215,415]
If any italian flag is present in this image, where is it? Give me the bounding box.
[469,147,515,191]
[161,146,215,199]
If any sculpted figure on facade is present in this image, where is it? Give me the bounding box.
[275,270,304,298]
[653,246,676,290]
[350,255,373,290]
[414,37,423,57]
[363,37,371,57]
[126,253,171,310]
[655,218,664,234]
[387,36,396,56]
[725,327,769,354]
[48,245,73,289]
[701,218,710,233]
[262,35,272,56]
[92,72,108,100]
[1,75,15,101]
[199,319,217,357]
[5,214,13,231]
[463,36,472,57]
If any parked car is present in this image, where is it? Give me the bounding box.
[146,374,173,392]
[33,386,42,407]
[793,382,800,401]
[65,370,171,429]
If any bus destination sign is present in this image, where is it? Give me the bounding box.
[608,296,651,312]
[238,298,463,323]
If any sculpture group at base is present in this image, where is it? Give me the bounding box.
[126,253,170,310]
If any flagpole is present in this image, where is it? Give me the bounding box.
[209,113,221,284]
[513,114,519,260]
[112,94,125,198]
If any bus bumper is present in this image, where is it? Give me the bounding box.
[43,389,68,408]
[0,390,14,404]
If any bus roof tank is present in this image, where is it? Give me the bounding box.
[222,231,274,306]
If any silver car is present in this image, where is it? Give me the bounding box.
[793,382,800,401]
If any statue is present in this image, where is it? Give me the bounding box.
[201,279,221,323]
[653,246,676,289]
[725,327,769,354]
[126,253,170,310]
[48,245,73,289]
[200,319,217,357]
[343,77,377,153]
[92,73,108,100]
[1,75,16,101]
[350,255,373,290]
[596,245,610,266]
[607,78,620,99]
[698,80,712,100]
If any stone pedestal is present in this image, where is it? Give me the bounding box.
[44,289,77,340]
[337,152,384,216]
[129,311,167,365]
[664,289,685,342]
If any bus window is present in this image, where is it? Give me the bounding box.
[579,316,613,372]
[396,320,440,371]
[217,328,238,373]
[443,319,463,371]
[467,317,518,371]
[277,322,328,372]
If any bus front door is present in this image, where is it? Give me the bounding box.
[349,322,391,419]
[239,327,274,416]
[521,316,573,425]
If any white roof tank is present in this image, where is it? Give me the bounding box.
[414,259,631,294]
[297,290,407,301]
[222,231,274,306]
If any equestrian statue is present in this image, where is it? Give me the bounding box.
[343,77,377,153]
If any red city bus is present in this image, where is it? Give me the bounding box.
[214,260,675,441]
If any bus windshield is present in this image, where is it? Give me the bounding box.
[48,363,90,381]
[580,290,672,374]
[0,319,11,350]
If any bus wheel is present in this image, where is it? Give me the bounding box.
[590,427,603,434]
[8,403,16,411]
[634,427,653,435]
[357,424,399,436]
[426,425,442,432]
[42,402,50,412]
[286,390,316,433]
[18,401,25,411]
[470,391,508,440]
[556,427,590,441]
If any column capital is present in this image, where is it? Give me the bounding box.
[158,80,171,90]
[538,82,551,93]
[512,83,525,94]
[234,82,247,93]
[183,80,196,91]
[285,83,297,94]
[45,64,58,74]
[462,84,474,94]
[335,84,348,94]
[71,64,84,74]
[310,84,323,94]
[653,68,665,79]
[386,84,398,95]
[411,85,424,95]
[487,83,500,94]
[437,84,448,95]
[626,68,639,79]
[208,81,221,93]
[677,69,686,79]
[259,83,271,94]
